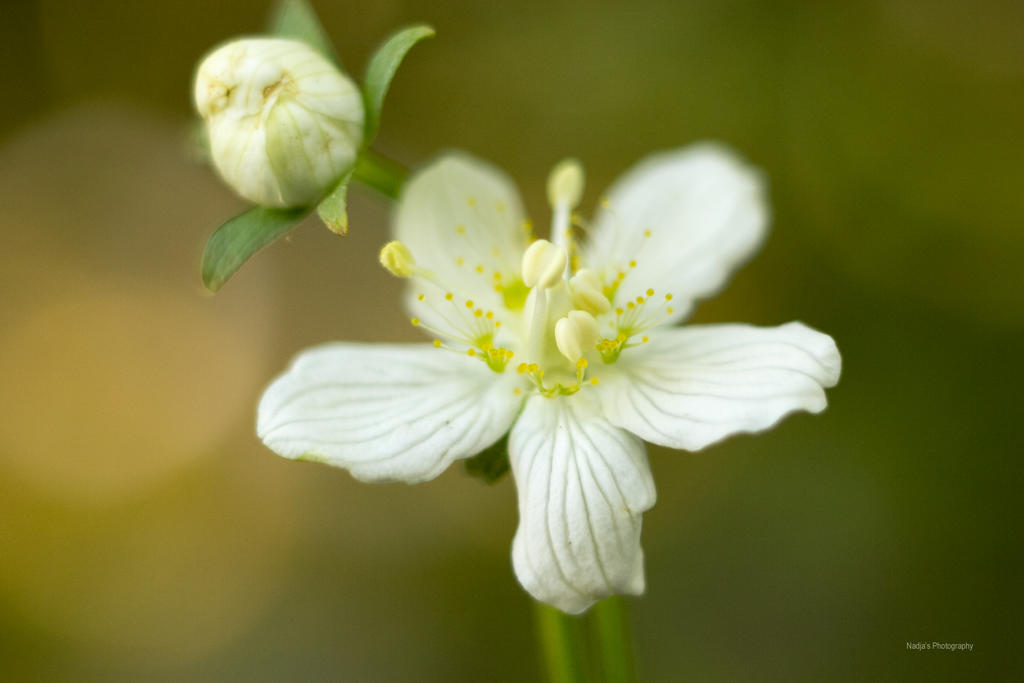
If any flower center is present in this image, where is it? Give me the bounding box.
[378,161,676,396]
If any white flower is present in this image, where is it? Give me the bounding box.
[257,144,842,613]
[194,38,364,208]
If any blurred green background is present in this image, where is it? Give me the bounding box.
[1,0,1020,680]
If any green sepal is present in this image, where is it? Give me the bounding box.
[316,168,355,235]
[269,0,340,66]
[201,206,308,292]
[362,25,435,145]
[464,434,510,485]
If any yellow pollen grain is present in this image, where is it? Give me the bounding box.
[600,198,610,208]
[665,293,673,301]
[495,321,502,328]
[629,260,637,269]
[493,284,503,292]
[417,293,425,301]
[517,363,528,373]
[433,339,442,348]
[642,335,649,343]
[493,272,502,280]
[474,309,483,318]
[590,377,600,385]
[485,311,494,319]
[617,272,626,281]
[467,349,476,357]
[467,197,477,207]
[667,307,674,314]
[445,292,454,301]
[627,302,635,310]
[615,307,624,316]
[410,317,420,326]
[456,225,466,235]
[514,387,522,395]
[456,257,464,266]
[528,363,539,373]
[576,358,588,369]
[465,300,474,309]
[646,288,655,297]
[475,265,484,274]
[644,229,652,238]
[636,296,645,304]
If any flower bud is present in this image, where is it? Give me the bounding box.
[379,241,416,277]
[194,38,364,208]
[554,310,600,364]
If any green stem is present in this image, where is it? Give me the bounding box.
[533,601,589,683]
[353,148,407,199]
[589,597,637,683]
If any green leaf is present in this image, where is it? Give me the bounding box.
[316,168,355,235]
[269,0,339,65]
[362,24,435,144]
[201,206,307,292]
[464,435,510,485]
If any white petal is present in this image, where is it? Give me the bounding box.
[509,392,656,614]
[396,153,530,310]
[598,323,841,451]
[584,143,768,322]
[257,343,522,483]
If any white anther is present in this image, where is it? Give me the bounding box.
[521,239,568,289]
[569,268,611,315]
[554,310,600,363]
[547,159,585,210]
[379,240,416,277]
